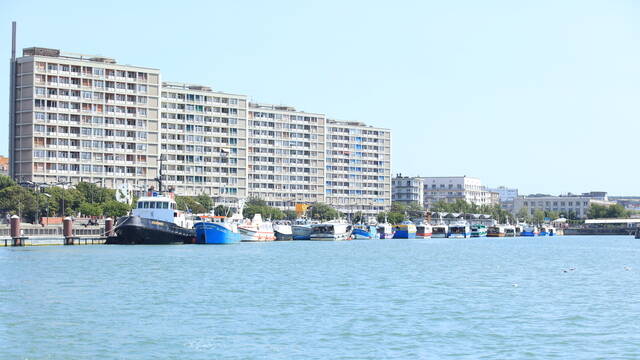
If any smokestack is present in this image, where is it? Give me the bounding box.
[11,21,16,61]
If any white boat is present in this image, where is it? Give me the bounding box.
[504,225,516,237]
[273,221,293,241]
[376,223,394,239]
[238,214,276,241]
[432,224,449,238]
[448,222,470,238]
[416,223,433,239]
[310,221,352,241]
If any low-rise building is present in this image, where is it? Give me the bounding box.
[421,176,494,209]
[392,174,423,205]
[0,156,8,175]
[513,192,616,219]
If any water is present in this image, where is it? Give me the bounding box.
[1,236,639,359]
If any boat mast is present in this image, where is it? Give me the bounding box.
[155,155,165,192]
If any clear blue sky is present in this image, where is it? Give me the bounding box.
[2,0,639,195]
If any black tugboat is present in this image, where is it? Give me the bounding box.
[107,162,195,245]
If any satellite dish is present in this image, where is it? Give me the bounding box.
[116,184,132,205]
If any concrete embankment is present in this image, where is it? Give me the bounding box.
[0,217,112,246]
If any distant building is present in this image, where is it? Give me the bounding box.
[392,175,423,205]
[609,196,640,211]
[488,186,519,212]
[0,156,8,175]
[421,176,494,209]
[513,192,616,219]
[488,186,519,202]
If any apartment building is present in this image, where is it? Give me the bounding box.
[325,120,392,216]
[391,174,423,205]
[247,103,325,208]
[9,46,393,215]
[160,82,248,204]
[10,47,161,189]
[513,193,616,219]
[421,176,495,209]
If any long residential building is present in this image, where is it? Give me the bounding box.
[325,120,392,216]
[8,46,391,215]
[247,103,325,208]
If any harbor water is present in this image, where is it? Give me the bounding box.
[1,235,639,359]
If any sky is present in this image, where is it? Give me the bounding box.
[1,0,639,195]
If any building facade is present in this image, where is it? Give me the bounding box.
[247,103,325,208]
[421,176,494,209]
[8,47,392,215]
[160,82,248,205]
[11,47,161,190]
[391,175,423,205]
[325,120,392,216]
[488,186,519,212]
[512,193,616,219]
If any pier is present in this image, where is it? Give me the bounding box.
[0,216,110,246]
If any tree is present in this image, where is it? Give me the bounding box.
[195,194,213,212]
[214,204,234,216]
[0,174,16,191]
[75,182,115,204]
[102,200,131,218]
[79,202,103,217]
[175,196,207,214]
[309,202,341,221]
[283,210,297,221]
[242,197,286,220]
[516,207,531,223]
[532,210,545,225]
[587,203,629,219]
[44,187,83,216]
[351,211,365,224]
[0,185,39,222]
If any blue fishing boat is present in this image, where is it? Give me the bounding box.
[352,224,378,239]
[194,216,242,244]
[393,221,417,239]
[521,225,538,237]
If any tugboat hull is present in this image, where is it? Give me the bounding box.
[110,216,194,245]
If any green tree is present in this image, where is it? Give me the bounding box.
[0,185,39,222]
[44,187,83,216]
[102,200,131,218]
[532,210,545,225]
[309,202,341,221]
[516,207,531,222]
[75,182,115,204]
[283,210,297,221]
[175,196,207,214]
[195,194,213,212]
[79,202,103,217]
[214,204,234,216]
[0,174,16,191]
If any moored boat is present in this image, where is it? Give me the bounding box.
[504,225,516,237]
[352,224,378,240]
[470,224,488,237]
[539,225,556,236]
[487,225,506,237]
[393,221,417,239]
[376,223,394,239]
[273,221,293,241]
[432,224,449,238]
[521,225,538,237]
[194,216,241,244]
[416,223,433,239]
[310,221,352,241]
[448,223,470,238]
[238,214,276,242]
[110,191,194,245]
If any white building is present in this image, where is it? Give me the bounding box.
[392,175,423,205]
[325,120,392,216]
[487,186,519,202]
[513,193,616,219]
[247,103,325,208]
[421,176,495,209]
